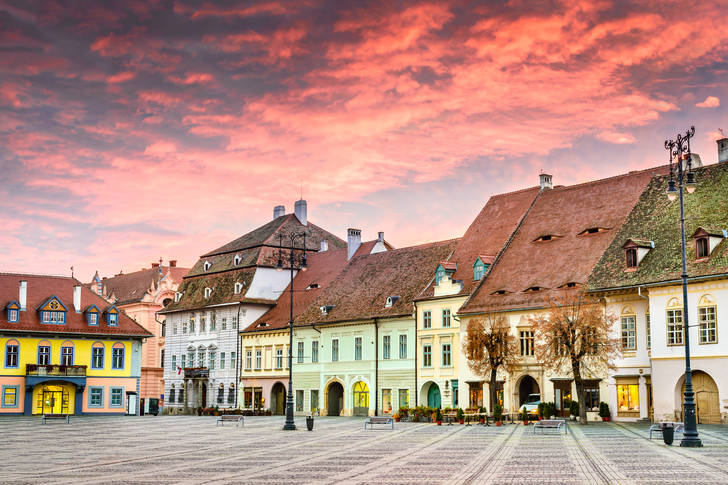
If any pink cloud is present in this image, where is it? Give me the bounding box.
[169,72,214,84]
[107,71,137,83]
[696,96,720,108]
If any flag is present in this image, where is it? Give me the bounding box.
[177,366,182,375]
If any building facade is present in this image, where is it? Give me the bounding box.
[1,274,151,415]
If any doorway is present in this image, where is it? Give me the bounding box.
[38,386,70,414]
[271,382,286,415]
[682,371,720,424]
[352,382,369,416]
[518,375,540,406]
[327,382,344,416]
[427,383,441,408]
[200,383,207,408]
[553,380,572,417]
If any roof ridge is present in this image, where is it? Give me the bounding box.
[550,163,669,193]
[489,185,540,198]
[0,272,72,279]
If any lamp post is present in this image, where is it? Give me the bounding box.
[276,232,308,431]
[664,125,702,447]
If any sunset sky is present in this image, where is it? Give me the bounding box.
[2,0,727,279]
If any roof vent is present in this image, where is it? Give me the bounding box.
[320,304,335,315]
[539,172,553,190]
[203,260,212,271]
[233,254,242,266]
[169,260,177,267]
[257,322,269,327]
[385,295,400,308]
[320,239,328,252]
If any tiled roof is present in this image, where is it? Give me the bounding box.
[589,162,728,290]
[417,186,541,299]
[0,273,152,337]
[90,266,189,305]
[461,166,668,314]
[295,239,459,326]
[159,268,265,313]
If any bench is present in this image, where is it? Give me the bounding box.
[443,412,458,425]
[364,416,394,430]
[649,422,684,439]
[533,419,567,435]
[216,414,244,427]
[42,414,70,424]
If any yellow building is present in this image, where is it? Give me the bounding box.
[1,274,152,415]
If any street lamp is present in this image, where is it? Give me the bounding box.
[664,125,702,447]
[276,231,308,431]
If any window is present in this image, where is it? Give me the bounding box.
[88,313,98,325]
[354,337,362,361]
[38,344,51,365]
[204,287,212,299]
[178,386,184,403]
[399,335,407,359]
[255,349,262,369]
[276,348,283,369]
[169,386,176,403]
[473,260,485,281]
[296,389,304,412]
[646,314,651,350]
[200,316,206,333]
[61,344,74,366]
[234,282,243,294]
[442,343,451,366]
[626,248,637,268]
[172,323,177,335]
[423,344,432,367]
[696,237,709,259]
[234,254,242,266]
[699,306,717,344]
[2,386,18,408]
[110,387,123,407]
[198,351,205,367]
[171,355,177,370]
[435,267,445,285]
[310,390,319,413]
[182,321,187,334]
[583,381,600,411]
[230,352,236,369]
[398,389,409,409]
[617,381,639,416]
[382,389,392,414]
[228,384,235,404]
[667,309,683,345]
[107,313,117,326]
[203,261,211,271]
[311,341,319,363]
[188,351,195,366]
[221,317,227,330]
[8,309,19,322]
[180,355,186,368]
[621,316,636,350]
[218,384,225,404]
[220,352,225,370]
[519,330,534,356]
[383,335,391,359]
[331,339,339,362]
[112,344,125,369]
[209,351,216,370]
[297,342,304,363]
[442,309,451,327]
[232,316,238,328]
[423,311,431,329]
[91,344,104,369]
[245,350,252,370]
[210,316,216,332]
[89,387,104,407]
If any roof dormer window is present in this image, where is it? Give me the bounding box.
[696,237,709,259]
[385,295,400,308]
[6,301,20,323]
[233,254,242,266]
[533,234,560,242]
[472,256,493,281]
[524,286,544,292]
[257,322,269,327]
[39,297,67,325]
[320,305,335,315]
[435,262,456,285]
[622,239,654,269]
[691,227,726,260]
[578,227,608,236]
[306,283,320,290]
[204,287,212,299]
[492,289,508,295]
[175,291,182,302]
[203,261,212,271]
[105,306,119,326]
[234,282,243,294]
[85,305,101,326]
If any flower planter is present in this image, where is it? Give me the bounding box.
[437,421,442,426]
[523,420,529,426]
[601,416,610,422]
[496,421,502,426]
[459,419,464,425]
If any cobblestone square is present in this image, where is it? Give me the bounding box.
[2,416,728,484]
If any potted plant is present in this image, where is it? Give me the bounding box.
[479,406,486,425]
[569,400,579,421]
[457,408,464,425]
[435,408,442,426]
[493,404,503,426]
[599,402,611,421]
[306,414,314,431]
[196,406,203,416]
[521,407,529,425]
[393,413,401,422]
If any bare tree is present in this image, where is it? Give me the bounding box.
[463,313,518,412]
[529,291,620,424]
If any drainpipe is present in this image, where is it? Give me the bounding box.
[374,318,379,416]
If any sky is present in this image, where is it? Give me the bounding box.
[2,0,727,279]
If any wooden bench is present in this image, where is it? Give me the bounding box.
[533,419,567,435]
[649,422,684,439]
[42,414,70,424]
[216,414,244,427]
[364,416,394,430]
[443,412,458,425]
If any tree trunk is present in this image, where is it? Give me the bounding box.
[572,359,587,425]
[489,367,498,414]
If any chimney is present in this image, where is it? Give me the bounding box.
[169,260,177,267]
[539,173,553,190]
[320,239,329,252]
[294,199,307,226]
[273,205,285,219]
[151,262,160,268]
[19,280,27,310]
[378,231,384,243]
[74,284,82,313]
[718,137,728,163]
[347,228,362,260]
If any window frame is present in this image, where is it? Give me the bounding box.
[441,343,451,367]
[666,308,684,346]
[696,237,709,259]
[2,385,19,408]
[399,334,407,359]
[422,344,432,367]
[88,386,104,408]
[111,343,125,370]
[331,339,339,362]
[297,342,304,364]
[311,341,319,363]
[276,348,284,369]
[620,315,637,351]
[698,305,717,344]
[354,337,362,361]
[382,335,391,360]
[519,329,535,356]
[442,309,451,327]
[91,343,105,369]
[37,344,51,366]
[625,248,637,268]
[109,386,124,408]
[60,344,74,366]
[423,310,431,329]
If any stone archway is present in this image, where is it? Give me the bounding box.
[326,381,344,416]
[421,381,441,408]
[270,382,286,415]
[678,371,720,424]
[517,375,540,406]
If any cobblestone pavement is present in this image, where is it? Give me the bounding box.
[2,416,728,484]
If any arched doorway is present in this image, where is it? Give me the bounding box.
[327,382,344,416]
[271,382,286,415]
[680,371,720,424]
[352,381,369,416]
[34,384,74,415]
[427,383,441,408]
[518,375,540,406]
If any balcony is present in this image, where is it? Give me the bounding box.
[26,364,87,376]
[184,367,209,379]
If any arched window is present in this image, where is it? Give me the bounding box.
[203,261,212,271]
[5,339,19,368]
[60,341,74,366]
[112,342,125,369]
[228,383,235,404]
[169,384,176,403]
[91,342,105,369]
[666,298,683,346]
[698,294,717,344]
[178,384,185,403]
[37,340,51,366]
[217,383,225,404]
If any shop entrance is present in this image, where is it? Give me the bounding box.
[37,385,70,415]
[553,380,572,417]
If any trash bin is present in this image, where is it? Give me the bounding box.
[306,415,314,431]
[661,423,674,445]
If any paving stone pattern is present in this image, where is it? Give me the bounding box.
[2,416,728,484]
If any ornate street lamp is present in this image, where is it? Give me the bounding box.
[276,232,308,430]
[664,126,702,447]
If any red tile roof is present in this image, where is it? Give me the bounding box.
[90,266,189,305]
[460,166,668,314]
[0,273,152,337]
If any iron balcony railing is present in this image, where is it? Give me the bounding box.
[26,364,87,376]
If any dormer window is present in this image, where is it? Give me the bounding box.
[204,287,212,299]
[696,238,709,259]
[175,291,182,303]
[563,282,578,288]
[524,286,543,292]
[385,296,400,308]
[320,305,335,315]
[691,227,726,260]
[39,297,67,325]
[257,322,268,328]
[203,261,212,271]
[472,256,493,281]
[622,239,654,269]
[6,301,20,322]
[578,227,608,236]
[85,305,101,326]
[533,234,561,242]
[435,262,456,285]
[105,306,119,326]
[233,254,242,266]
[492,289,508,295]
[234,282,243,294]
[306,283,320,290]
